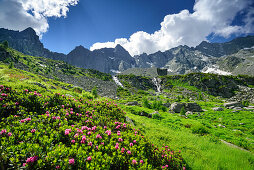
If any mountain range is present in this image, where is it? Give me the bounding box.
[1,27,254,75]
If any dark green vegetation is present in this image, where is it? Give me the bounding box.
[116,73,254,169]
[0,69,185,169]
[0,43,117,97]
[1,43,254,169]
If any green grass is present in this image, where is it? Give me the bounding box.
[126,111,254,169]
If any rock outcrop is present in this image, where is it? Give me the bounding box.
[170,102,202,113]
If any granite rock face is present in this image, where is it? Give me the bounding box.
[1,27,254,75]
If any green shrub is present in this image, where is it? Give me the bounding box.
[152,113,162,120]
[0,85,186,169]
[191,124,209,135]
[142,98,151,109]
[180,107,186,115]
[91,86,98,98]
[3,40,8,48]
[8,62,14,69]
[242,100,249,107]
[73,86,83,94]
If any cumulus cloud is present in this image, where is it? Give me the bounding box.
[0,0,79,36]
[90,0,254,56]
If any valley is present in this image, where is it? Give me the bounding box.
[0,40,254,169]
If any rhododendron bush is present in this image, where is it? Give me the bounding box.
[0,85,186,169]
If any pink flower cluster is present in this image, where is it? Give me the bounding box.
[20,118,31,123]
[65,129,71,135]
[105,130,111,136]
[80,135,86,143]
[1,93,8,97]
[26,156,38,163]
[115,143,119,150]
[87,156,92,161]
[31,129,36,133]
[69,158,75,165]
[0,129,7,134]
[96,134,102,139]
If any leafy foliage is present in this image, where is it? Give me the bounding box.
[0,85,186,169]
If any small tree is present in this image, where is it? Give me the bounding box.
[143,98,151,109]
[92,86,98,98]
[180,106,186,115]
[3,40,8,48]
[198,93,203,101]
[8,62,14,69]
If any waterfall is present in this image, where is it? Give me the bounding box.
[152,77,161,92]
[112,76,124,88]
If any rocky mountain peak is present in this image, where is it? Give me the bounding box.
[21,27,36,35]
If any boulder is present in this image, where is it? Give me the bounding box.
[163,103,171,108]
[140,111,148,117]
[148,111,161,118]
[185,103,202,112]
[170,103,185,113]
[170,102,202,113]
[224,102,243,108]
[212,107,224,111]
[126,116,135,126]
[233,107,243,110]
[126,101,139,106]
[33,82,47,89]
[185,111,193,116]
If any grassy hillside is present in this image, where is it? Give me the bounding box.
[1,44,254,169]
[0,64,185,169]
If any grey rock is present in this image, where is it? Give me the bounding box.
[212,107,224,111]
[224,102,243,108]
[233,107,243,110]
[185,111,193,116]
[126,116,134,126]
[185,103,202,112]
[148,111,161,118]
[170,103,185,113]
[218,124,226,128]
[163,103,171,108]
[126,101,139,106]
[170,102,202,113]
[50,86,57,89]
[61,86,69,90]
[33,82,47,89]
[140,111,148,117]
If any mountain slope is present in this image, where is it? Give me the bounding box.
[67,44,136,73]
[1,27,254,75]
[0,28,66,61]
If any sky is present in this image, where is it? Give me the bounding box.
[0,0,253,56]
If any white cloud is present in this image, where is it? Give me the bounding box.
[90,0,254,56]
[0,0,79,36]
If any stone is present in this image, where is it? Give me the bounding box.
[212,107,224,111]
[50,86,57,89]
[126,116,134,126]
[170,102,202,113]
[185,111,193,116]
[233,107,243,110]
[140,111,148,117]
[163,103,171,108]
[184,103,203,112]
[126,101,139,106]
[33,82,47,89]
[218,124,226,128]
[170,103,185,113]
[224,102,243,108]
[148,111,161,118]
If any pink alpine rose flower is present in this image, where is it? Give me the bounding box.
[69,158,75,165]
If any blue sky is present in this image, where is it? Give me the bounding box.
[41,0,195,54]
[0,0,253,55]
